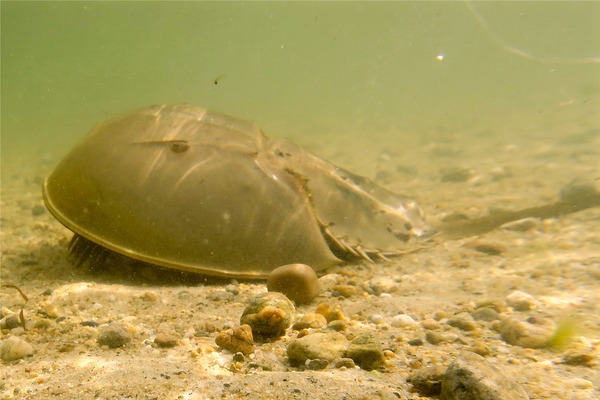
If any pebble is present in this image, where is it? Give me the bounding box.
[327,320,347,332]
[476,298,506,313]
[315,303,346,322]
[471,307,500,322]
[408,338,424,346]
[286,332,349,365]
[391,314,417,328]
[305,358,329,370]
[499,315,556,348]
[292,313,327,330]
[466,240,508,255]
[362,277,398,295]
[425,331,445,345]
[421,319,440,330]
[409,365,445,396]
[154,332,178,348]
[332,284,358,298]
[267,264,321,304]
[0,336,33,361]
[0,313,22,330]
[441,351,529,400]
[470,341,493,357]
[97,323,132,348]
[334,357,356,369]
[367,314,385,325]
[33,319,52,330]
[506,290,536,311]
[447,317,478,332]
[240,292,295,337]
[215,324,254,355]
[561,349,595,367]
[345,333,384,370]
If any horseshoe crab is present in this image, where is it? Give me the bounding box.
[43,104,433,279]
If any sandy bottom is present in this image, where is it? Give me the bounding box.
[1,110,599,399]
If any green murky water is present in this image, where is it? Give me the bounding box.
[1,1,599,172]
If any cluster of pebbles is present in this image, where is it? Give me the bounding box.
[1,259,597,399]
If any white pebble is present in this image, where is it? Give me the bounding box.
[506,290,536,311]
[368,314,385,324]
[391,314,417,327]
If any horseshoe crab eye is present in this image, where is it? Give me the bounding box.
[170,141,190,153]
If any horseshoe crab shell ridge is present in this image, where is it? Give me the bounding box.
[42,104,433,279]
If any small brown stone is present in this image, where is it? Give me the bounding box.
[215,324,254,355]
[267,264,321,304]
[292,313,327,330]
[240,292,295,337]
[154,332,178,348]
[332,285,358,298]
[447,317,478,332]
[466,240,508,255]
[98,323,131,348]
[315,303,346,322]
[409,365,446,396]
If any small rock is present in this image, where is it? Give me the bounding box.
[42,303,60,319]
[470,341,493,357]
[154,332,178,348]
[441,351,529,400]
[391,314,417,328]
[315,303,346,322]
[267,264,321,304]
[0,313,22,330]
[33,319,52,330]
[409,365,446,396]
[97,323,131,348]
[408,338,424,346]
[362,277,398,295]
[287,332,349,365]
[334,357,356,369]
[471,307,500,322]
[305,358,329,370]
[0,337,33,361]
[327,320,347,332]
[80,320,100,327]
[466,240,508,255]
[475,299,505,313]
[240,292,295,337]
[425,331,446,345]
[421,319,440,330]
[499,315,556,348]
[447,317,477,332]
[506,290,536,311]
[292,313,327,330]
[561,349,595,367]
[368,314,385,325]
[345,333,384,370]
[332,284,358,298]
[215,324,254,355]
